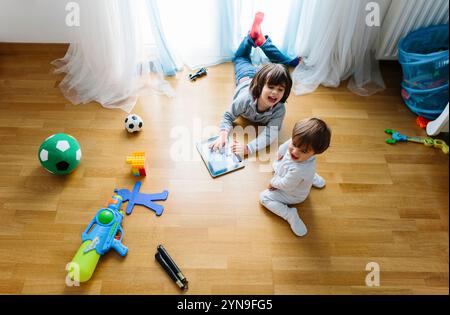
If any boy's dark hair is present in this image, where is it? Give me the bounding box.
[249,63,292,103]
[292,118,331,154]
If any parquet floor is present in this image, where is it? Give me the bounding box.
[0,44,448,294]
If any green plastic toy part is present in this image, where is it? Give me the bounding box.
[98,209,114,225]
[69,240,101,283]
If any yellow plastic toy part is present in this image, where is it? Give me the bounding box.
[126,152,145,167]
[126,151,147,176]
[433,139,449,154]
[408,137,449,154]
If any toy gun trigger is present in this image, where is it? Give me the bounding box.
[114,225,124,241]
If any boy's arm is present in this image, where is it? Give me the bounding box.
[246,108,286,155]
[270,168,303,192]
[219,94,247,133]
[277,139,291,158]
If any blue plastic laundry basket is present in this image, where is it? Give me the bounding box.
[399,24,449,90]
[398,24,449,119]
[401,82,449,120]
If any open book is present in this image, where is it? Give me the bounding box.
[196,136,245,178]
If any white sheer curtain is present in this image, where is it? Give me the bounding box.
[156,0,295,70]
[54,0,449,109]
[289,0,390,96]
[53,0,174,113]
[156,0,240,69]
[239,0,295,66]
[288,0,448,96]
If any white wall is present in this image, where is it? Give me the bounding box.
[0,0,75,43]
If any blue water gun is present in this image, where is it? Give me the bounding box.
[68,194,128,282]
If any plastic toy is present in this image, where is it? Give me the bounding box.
[126,151,147,176]
[188,67,207,81]
[115,181,168,216]
[125,114,144,133]
[416,116,431,129]
[155,244,188,290]
[38,133,82,175]
[68,194,127,283]
[384,129,449,154]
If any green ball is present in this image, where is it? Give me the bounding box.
[97,210,114,225]
[38,133,82,175]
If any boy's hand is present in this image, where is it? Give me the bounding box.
[231,140,249,156]
[210,131,228,151]
[268,183,277,191]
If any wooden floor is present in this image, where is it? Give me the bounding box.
[0,44,448,295]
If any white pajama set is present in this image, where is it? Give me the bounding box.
[259,139,316,236]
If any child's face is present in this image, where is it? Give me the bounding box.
[288,142,315,162]
[259,83,285,110]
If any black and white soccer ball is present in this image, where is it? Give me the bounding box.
[124,114,143,133]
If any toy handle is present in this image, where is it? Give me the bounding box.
[433,139,449,154]
[385,139,396,145]
[112,239,128,256]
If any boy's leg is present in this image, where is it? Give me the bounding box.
[233,35,257,85]
[248,11,299,67]
[259,190,307,236]
[250,12,266,47]
[234,58,257,86]
[260,36,300,67]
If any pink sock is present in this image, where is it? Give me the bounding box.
[249,12,266,46]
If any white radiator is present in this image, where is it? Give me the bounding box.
[377,0,449,60]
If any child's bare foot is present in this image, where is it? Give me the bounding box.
[250,12,266,46]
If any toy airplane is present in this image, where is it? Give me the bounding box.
[385,129,449,154]
[188,67,207,81]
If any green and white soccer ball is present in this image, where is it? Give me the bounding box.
[38,133,82,175]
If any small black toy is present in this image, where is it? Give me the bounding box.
[155,244,188,290]
[188,67,207,81]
